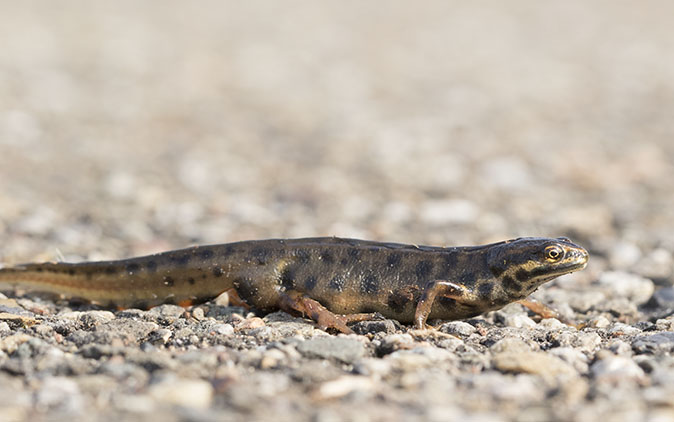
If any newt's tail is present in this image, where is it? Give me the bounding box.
[0,258,232,309]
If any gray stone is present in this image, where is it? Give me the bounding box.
[297,337,366,364]
[596,271,654,305]
[148,374,214,409]
[438,321,476,337]
[147,305,186,324]
[351,319,399,335]
[591,355,645,383]
[607,322,642,336]
[632,332,674,354]
[652,287,674,308]
[567,291,606,313]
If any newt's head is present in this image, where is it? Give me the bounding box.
[487,237,589,298]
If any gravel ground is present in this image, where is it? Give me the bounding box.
[1,2,674,421]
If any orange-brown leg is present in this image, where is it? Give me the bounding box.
[279,290,378,334]
[223,288,251,310]
[517,298,579,328]
[414,280,470,329]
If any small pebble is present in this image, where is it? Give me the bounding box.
[591,355,646,384]
[213,323,235,336]
[297,337,366,364]
[587,315,611,329]
[148,376,214,409]
[596,271,655,305]
[438,321,476,337]
[632,332,674,355]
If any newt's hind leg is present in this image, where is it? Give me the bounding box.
[414,280,472,329]
[279,290,378,334]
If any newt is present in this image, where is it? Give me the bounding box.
[0,237,588,333]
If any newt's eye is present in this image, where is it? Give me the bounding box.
[545,245,563,261]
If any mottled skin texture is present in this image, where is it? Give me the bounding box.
[0,237,588,331]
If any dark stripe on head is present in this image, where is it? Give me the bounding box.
[187,277,196,285]
[164,276,175,287]
[502,275,522,292]
[515,268,529,282]
[490,265,506,278]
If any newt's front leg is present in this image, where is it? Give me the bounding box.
[414,280,472,329]
[279,290,378,334]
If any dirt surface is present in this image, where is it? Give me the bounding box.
[1,2,673,421]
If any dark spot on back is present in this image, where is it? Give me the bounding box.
[250,247,270,265]
[295,249,311,263]
[319,250,334,264]
[502,275,522,292]
[132,300,150,310]
[387,290,412,314]
[386,253,402,268]
[280,266,295,290]
[360,273,379,294]
[199,249,214,260]
[164,276,175,287]
[221,246,235,257]
[104,266,117,275]
[146,261,158,273]
[340,257,349,266]
[67,268,76,276]
[478,282,494,298]
[35,267,43,272]
[328,275,346,292]
[187,277,196,285]
[304,275,318,291]
[170,254,190,266]
[212,267,224,277]
[126,263,140,274]
[443,253,458,268]
[233,277,257,303]
[348,248,361,259]
[459,272,476,287]
[163,297,177,305]
[438,296,457,308]
[435,253,459,279]
[415,260,434,281]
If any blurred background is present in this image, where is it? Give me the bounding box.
[1,1,673,267]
